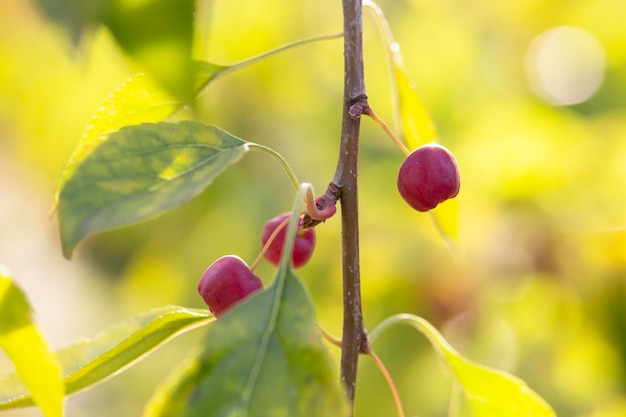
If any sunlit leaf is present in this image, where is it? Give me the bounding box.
[444,352,555,417]
[0,266,64,417]
[395,65,438,149]
[56,121,249,257]
[143,188,349,417]
[78,73,181,152]
[370,314,556,417]
[364,0,437,149]
[365,1,456,243]
[54,32,342,214]
[54,72,181,209]
[0,306,212,410]
[429,199,461,257]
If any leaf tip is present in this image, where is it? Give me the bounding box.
[60,237,76,260]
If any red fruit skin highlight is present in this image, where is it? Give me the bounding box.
[397,143,460,212]
[198,255,263,317]
[261,213,316,268]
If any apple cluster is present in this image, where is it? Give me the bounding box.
[197,213,316,317]
[198,142,460,317]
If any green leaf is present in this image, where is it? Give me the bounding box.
[143,270,349,417]
[143,187,349,417]
[0,266,64,417]
[54,72,181,208]
[56,121,249,257]
[0,306,212,410]
[54,31,342,211]
[79,72,181,153]
[370,314,556,417]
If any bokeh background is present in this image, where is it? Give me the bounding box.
[1,0,625,416]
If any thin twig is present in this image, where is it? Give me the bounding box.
[336,0,368,412]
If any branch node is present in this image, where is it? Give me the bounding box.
[302,182,342,228]
[348,94,369,119]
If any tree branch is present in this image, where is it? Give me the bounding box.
[335,0,368,411]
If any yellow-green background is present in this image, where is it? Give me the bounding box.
[1,0,625,416]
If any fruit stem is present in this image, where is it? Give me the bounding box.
[365,106,411,156]
[366,347,406,417]
[246,142,300,190]
[249,214,292,271]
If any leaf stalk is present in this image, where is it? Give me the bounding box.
[246,142,300,190]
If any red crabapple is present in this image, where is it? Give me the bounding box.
[198,255,263,317]
[261,213,316,268]
[397,143,460,212]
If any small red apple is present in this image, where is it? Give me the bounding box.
[198,255,263,317]
[397,143,460,212]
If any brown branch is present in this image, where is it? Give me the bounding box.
[335,0,368,412]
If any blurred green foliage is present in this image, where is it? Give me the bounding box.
[1,0,625,416]
[33,0,195,100]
